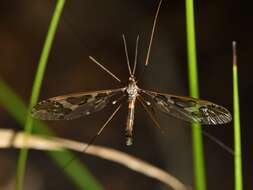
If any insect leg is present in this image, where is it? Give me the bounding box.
[62,104,122,169]
[136,0,163,81]
[89,56,122,83]
[202,130,234,155]
[145,0,163,67]
[137,96,163,131]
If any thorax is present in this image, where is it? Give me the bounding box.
[126,80,138,99]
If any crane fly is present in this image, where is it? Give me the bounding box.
[31,0,232,146]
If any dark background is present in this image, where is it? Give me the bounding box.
[0,0,251,189]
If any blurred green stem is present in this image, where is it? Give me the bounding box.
[16,1,66,190]
[232,42,243,190]
[185,0,207,190]
[0,79,103,190]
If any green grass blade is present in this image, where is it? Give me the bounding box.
[232,42,243,190]
[16,1,66,189]
[0,79,103,190]
[50,151,104,190]
[185,0,207,190]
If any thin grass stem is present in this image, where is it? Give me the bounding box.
[16,1,66,190]
[232,41,243,190]
[185,0,207,189]
[0,79,103,190]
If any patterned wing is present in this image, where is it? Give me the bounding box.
[140,89,232,125]
[31,88,126,120]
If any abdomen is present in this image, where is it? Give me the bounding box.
[125,97,136,146]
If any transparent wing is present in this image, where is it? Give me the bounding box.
[32,88,126,120]
[140,89,232,125]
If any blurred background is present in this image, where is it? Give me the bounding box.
[0,0,251,189]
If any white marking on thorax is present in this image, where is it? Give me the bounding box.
[126,82,138,99]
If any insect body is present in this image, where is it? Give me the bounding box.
[125,75,139,145]
[31,59,231,146]
[31,0,232,146]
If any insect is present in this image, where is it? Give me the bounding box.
[31,0,232,146]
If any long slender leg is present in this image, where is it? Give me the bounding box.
[63,104,122,169]
[89,56,122,83]
[202,130,234,155]
[122,34,133,75]
[137,96,162,130]
[145,0,163,67]
[93,104,122,138]
[133,35,140,75]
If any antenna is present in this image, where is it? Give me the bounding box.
[145,0,163,67]
[122,34,133,75]
[133,35,140,75]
